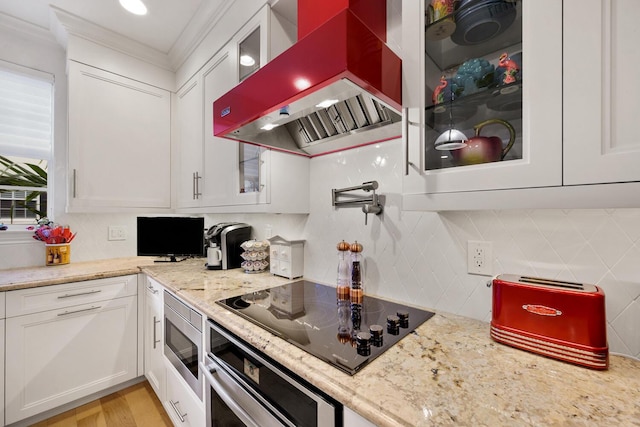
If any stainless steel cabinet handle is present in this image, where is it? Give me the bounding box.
[58,289,101,299]
[153,316,161,349]
[192,172,196,200]
[146,284,158,294]
[169,400,187,423]
[73,169,77,198]
[57,306,100,316]
[403,108,410,176]
[193,171,202,199]
[199,362,260,427]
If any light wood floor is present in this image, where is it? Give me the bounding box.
[31,381,173,427]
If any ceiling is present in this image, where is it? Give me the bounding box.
[0,0,207,54]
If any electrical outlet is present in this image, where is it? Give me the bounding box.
[108,226,127,241]
[467,240,492,276]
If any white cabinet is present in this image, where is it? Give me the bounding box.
[164,358,204,427]
[5,276,138,424]
[402,0,640,210]
[175,74,204,208]
[67,60,171,211]
[563,0,640,185]
[0,292,5,427]
[402,0,562,199]
[174,5,310,214]
[144,277,165,400]
[344,406,377,427]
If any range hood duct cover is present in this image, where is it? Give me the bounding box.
[213,3,402,157]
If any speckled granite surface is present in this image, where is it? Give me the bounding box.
[0,257,157,290]
[2,258,639,426]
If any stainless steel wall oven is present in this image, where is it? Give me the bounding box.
[201,319,341,427]
[164,290,203,399]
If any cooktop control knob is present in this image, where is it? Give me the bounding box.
[369,324,384,347]
[387,315,400,335]
[397,310,409,328]
[356,331,372,356]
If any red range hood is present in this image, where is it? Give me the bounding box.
[213,0,402,157]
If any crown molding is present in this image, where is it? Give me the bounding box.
[0,12,59,47]
[50,6,173,71]
[167,0,235,71]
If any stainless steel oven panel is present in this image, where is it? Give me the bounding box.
[206,320,336,427]
[164,293,203,400]
[201,359,289,427]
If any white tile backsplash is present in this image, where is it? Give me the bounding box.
[2,138,638,360]
[303,139,640,360]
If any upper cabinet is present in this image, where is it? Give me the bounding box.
[563,0,640,185]
[402,0,640,210]
[402,0,562,198]
[67,61,171,211]
[174,4,309,214]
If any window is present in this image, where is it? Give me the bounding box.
[0,61,53,224]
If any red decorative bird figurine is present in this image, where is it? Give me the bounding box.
[499,52,519,84]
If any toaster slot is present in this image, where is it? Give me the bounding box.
[519,276,596,292]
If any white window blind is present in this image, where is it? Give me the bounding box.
[0,61,53,160]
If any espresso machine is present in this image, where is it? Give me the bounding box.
[204,223,251,270]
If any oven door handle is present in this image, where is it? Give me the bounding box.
[200,362,262,427]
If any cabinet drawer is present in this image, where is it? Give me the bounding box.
[145,276,164,303]
[274,260,292,277]
[5,295,138,424]
[6,275,137,317]
[270,244,291,261]
[164,359,204,427]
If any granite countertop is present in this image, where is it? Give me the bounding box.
[2,258,640,426]
[0,256,157,291]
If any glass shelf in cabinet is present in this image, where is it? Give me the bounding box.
[424,0,523,71]
[426,80,522,125]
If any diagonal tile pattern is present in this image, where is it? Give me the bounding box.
[304,139,640,360]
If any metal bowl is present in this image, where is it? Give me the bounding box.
[451,0,517,46]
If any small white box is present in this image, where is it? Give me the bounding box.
[267,235,304,279]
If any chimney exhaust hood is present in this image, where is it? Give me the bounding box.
[213,0,402,157]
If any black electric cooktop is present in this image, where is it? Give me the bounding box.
[217,280,435,375]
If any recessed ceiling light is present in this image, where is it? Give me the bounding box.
[240,55,256,67]
[119,0,148,16]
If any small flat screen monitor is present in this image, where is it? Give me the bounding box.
[137,216,204,262]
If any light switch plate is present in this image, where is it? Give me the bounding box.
[108,226,127,241]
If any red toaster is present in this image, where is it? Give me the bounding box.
[490,274,608,370]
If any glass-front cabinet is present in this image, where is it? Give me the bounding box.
[402,0,562,203]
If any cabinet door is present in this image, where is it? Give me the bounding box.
[201,46,239,207]
[144,277,164,399]
[0,318,4,427]
[67,61,171,210]
[402,0,562,198]
[5,296,138,424]
[164,358,204,427]
[176,75,204,208]
[564,0,640,185]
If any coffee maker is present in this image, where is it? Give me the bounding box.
[204,223,251,270]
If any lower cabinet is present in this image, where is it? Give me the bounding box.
[0,318,4,427]
[4,276,138,424]
[144,277,165,400]
[164,358,204,427]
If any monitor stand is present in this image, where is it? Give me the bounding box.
[154,255,188,263]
